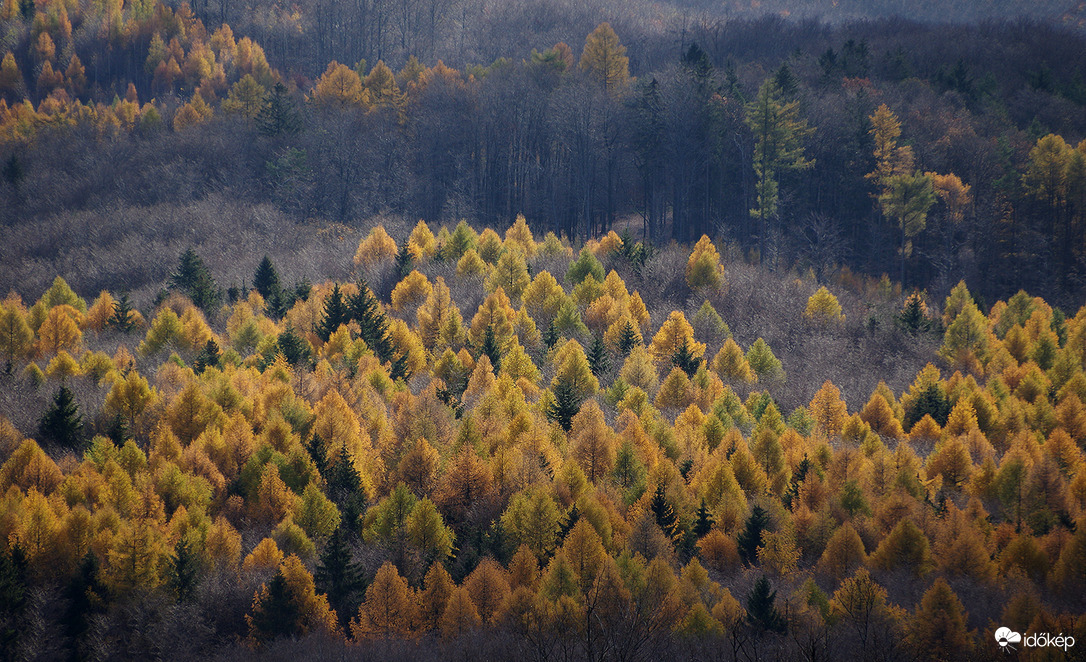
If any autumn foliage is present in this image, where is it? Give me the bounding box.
[2,219,1086,660]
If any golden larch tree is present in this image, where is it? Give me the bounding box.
[570,399,616,482]
[579,23,629,95]
[351,561,416,639]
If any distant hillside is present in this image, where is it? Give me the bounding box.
[672,0,1078,23]
[1060,0,1086,30]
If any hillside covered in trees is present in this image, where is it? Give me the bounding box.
[3,0,1086,659]
[2,0,1086,306]
[1,219,1086,660]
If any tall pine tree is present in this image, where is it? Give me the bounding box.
[587,333,610,378]
[547,377,582,432]
[349,279,395,362]
[0,545,27,660]
[617,319,639,357]
[326,441,366,531]
[253,255,282,300]
[169,248,221,311]
[480,325,501,372]
[650,484,683,544]
[193,339,221,374]
[746,575,787,634]
[315,526,364,628]
[61,553,106,659]
[109,292,137,333]
[258,82,302,137]
[38,386,84,450]
[248,572,302,642]
[738,505,771,566]
[315,283,351,342]
[672,338,700,378]
[168,538,200,603]
[276,326,312,368]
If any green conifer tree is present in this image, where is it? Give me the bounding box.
[587,333,610,378]
[394,243,414,278]
[348,279,394,362]
[650,484,683,544]
[253,255,282,300]
[276,326,312,368]
[315,284,350,342]
[693,499,714,538]
[746,575,787,634]
[38,385,84,449]
[544,320,560,350]
[193,339,221,374]
[737,505,771,566]
[170,248,221,311]
[0,545,28,659]
[480,325,501,372]
[248,571,302,642]
[168,538,201,602]
[672,338,700,378]
[258,82,302,137]
[547,377,583,432]
[109,292,137,333]
[315,526,364,628]
[61,552,105,659]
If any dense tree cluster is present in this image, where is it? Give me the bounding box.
[3,4,1086,304]
[1,220,1086,659]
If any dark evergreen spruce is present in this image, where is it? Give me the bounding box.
[587,333,610,378]
[672,338,700,377]
[276,326,312,368]
[557,503,581,541]
[105,412,128,444]
[480,325,501,372]
[389,351,410,382]
[650,484,683,544]
[543,319,560,350]
[38,385,84,450]
[746,575,787,634]
[169,248,221,311]
[253,255,282,300]
[2,153,24,190]
[258,82,302,137]
[305,432,328,477]
[266,288,289,320]
[248,571,302,642]
[737,505,771,566]
[326,441,366,531]
[897,292,931,333]
[315,526,364,629]
[617,320,639,357]
[168,538,200,603]
[62,552,106,660]
[349,279,395,362]
[0,545,27,660]
[693,499,714,538]
[315,283,350,342]
[905,383,950,428]
[394,243,414,278]
[193,338,221,374]
[783,456,811,510]
[546,377,582,432]
[109,292,137,333]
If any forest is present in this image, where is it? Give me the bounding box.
[3,0,1086,659]
[1,219,1085,660]
[2,0,1086,305]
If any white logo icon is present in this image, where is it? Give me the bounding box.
[996,627,1022,652]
